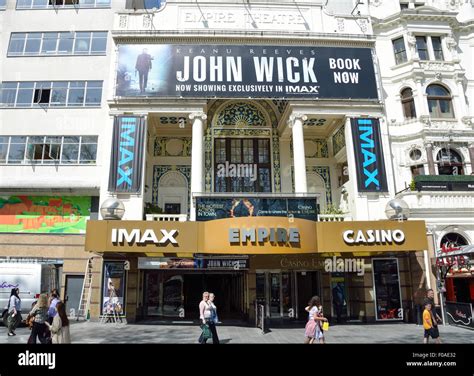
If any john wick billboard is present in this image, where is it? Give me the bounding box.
[108,116,146,193]
[196,197,318,221]
[115,44,378,99]
[351,118,388,193]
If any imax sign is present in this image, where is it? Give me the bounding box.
[111,228,179,245]
[351,118,388,192]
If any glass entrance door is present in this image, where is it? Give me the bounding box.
[269,273,281,317]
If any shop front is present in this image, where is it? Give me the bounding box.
[85,218,428,324]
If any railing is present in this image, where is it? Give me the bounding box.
[145,214,187,222]
[317,214,351,222]
[397,191,474,210]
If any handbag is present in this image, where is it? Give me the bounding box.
[322,321,329,331]
[200,324,213,340]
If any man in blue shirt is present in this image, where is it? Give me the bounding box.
[47,289,60,325]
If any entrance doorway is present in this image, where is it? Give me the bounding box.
[65,275,84,316]
[143,271,245,320]
[256,270,321,320]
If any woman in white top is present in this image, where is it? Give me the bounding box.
[207,293,220,344]
[304,296,327,344]
[45,301,71,344]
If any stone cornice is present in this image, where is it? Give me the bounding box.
[111,31,376,47]
[372,8,461,30]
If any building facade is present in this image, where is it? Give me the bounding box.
[1,0,473,325]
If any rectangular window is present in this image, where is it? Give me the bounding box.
[17,0,111,9]
[8,31,107,56]
[214,138,272,193]
[24,33,41,55]
[416,36,429,60]
[0,0,6,9]
[41,32,58,54]
[79,136,98,164]
[7,136,27,164]
[392,37,407,65]
[61,136,80,163]
[431,36,444,61]
[1,80,102,108]
[0,136,98,164]
[8,33,27,56]
[410,164,424,177]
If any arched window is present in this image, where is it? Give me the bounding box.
[436,148,464,175]
[440,233,468,248]
[401,88,416,119]
[426,84,454,118]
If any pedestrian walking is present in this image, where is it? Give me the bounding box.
[6,288,22,337]
[423,302,441,344]
[198,291,215,344]
[47,290,60,325]
[332,282,345,324]
[424,288,442,341]
[304,296,328,344]
[28,293,50,344]
[207,293,220,344]
[135,48,153,93]
[45,302,71,344]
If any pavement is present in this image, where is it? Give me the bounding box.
[1,321,473,344]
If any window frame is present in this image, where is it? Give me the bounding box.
[400,87,417,119]
[8,31,107,57]
[426,84,454,119]
[392,37,408,65]
[16,0,111,9]
[0,136,98,165]
[214,137,272,193]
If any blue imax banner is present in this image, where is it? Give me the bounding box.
[351,118,388,193]
[108,116,146,193]
[116,44,378,99]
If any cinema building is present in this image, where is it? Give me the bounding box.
[1,1,473,325]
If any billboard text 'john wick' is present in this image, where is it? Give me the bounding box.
[116,45,378,99]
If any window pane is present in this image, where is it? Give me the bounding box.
[428,99,438,115]
[61,143,79,163]
[416,36,429,60]
[74,32,91,54]
[230,139,241,163]
[16,82,35,107]
[17,0,32,8]
[427,85,449,96]
[68,82,86,106]
[91,32,107,53]
[32,0,48,8]
[392,37,407,64]
[432,37,444,60]
[8,34,26,55]
[24,33,41,55]
[81,136,98,143]
[258,168,271,192]
[243,139,253,163]
[0,140,8,163]
[50,82,68,106]
[58,32,74,54]
[7,138,27,164]
[1,83,18,107]
[258,139,269,163]
[41,32,58,54]
[80,143,97,163]
[85,87,102,105]
[439,100,453,116]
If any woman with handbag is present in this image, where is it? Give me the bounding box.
[198,291,214,344]
[6,288,22,337]
[28,293,49,344]
[304,296,328,344]
[207,293,220,344]
[45,302,71,344]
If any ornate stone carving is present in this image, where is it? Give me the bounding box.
[336,18,344,32]
[371,0,383,7]
[420,62,454,72]
[357,19,368,33]
[406,32,417,58]
[445,33,458,58]
[143,14,153,29]
[119,15,128,29]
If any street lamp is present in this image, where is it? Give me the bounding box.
[385,198,410,220]
[100,198,125,220]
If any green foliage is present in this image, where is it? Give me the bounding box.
[322,204,345,215]
[144,203,163,214]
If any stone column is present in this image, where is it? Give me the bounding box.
[425,143,436,175]
[189,112,207,221]
[469,143,474,173]
[290,113,308,194]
